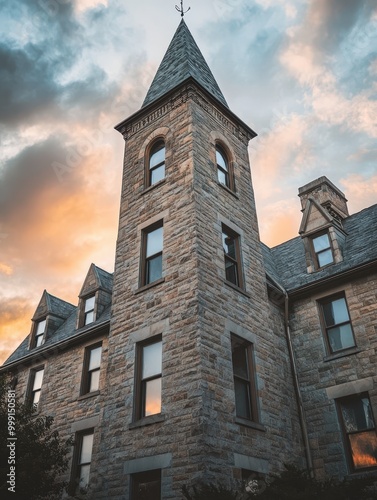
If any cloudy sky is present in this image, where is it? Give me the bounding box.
[1,0,376,363]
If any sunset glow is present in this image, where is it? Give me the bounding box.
[1,1,376,364]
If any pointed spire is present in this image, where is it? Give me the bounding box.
[142,20,228,109]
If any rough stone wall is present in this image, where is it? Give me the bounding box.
[289,272,377,478]
[190,94,304,479]
[98,92,202,499]
[97,85,305,499]
[9,331,108,494]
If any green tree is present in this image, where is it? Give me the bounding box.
[0,375,72,500]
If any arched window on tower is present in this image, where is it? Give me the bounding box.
[216,145,234,191]
[148,140,165,187]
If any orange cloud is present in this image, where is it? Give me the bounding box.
[257,199,301,247]
[0,297,33,364]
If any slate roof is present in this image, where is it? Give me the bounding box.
[142,19,228,109]
[262,204,377,293]
[94,265,113,292]
[45,292,76,318]
[3,305,111,366]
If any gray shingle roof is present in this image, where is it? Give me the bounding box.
[45,292,76,318]
[263,204,377,293]
[94,265,113,292]
[3,305,111,366]
[142,19,228,108]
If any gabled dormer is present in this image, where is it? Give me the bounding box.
[298,177,348,273]
[29,290,76,349]
[77,263,113,329]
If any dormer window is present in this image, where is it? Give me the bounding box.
[216,145,234,191]
[34,319,46,347]
[148,140,165,187]
[84,296,95,325]
[312,233,334,268]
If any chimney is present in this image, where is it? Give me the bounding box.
[298,176,349,221]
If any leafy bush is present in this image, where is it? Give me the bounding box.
[182,464,377,500]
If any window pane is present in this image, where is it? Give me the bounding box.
[235,378,251,419]
[33,369,44,390]
[222,233,236,258]
[146,227,163,258]
[36,320,46,335]
[217,169,227,185]
[313,234,330,252]
[341,397,375,432]
[232,344,248,379]
[89,346,102,371]
[85,311,95,325]
[142,341,162,379]
[33,390,41,406]
[317,249,334,267]
[147,255,162,284]
[349,431,377,469]
[79,464,91,489]
[133,471,161,500]
[328,324,354,351]
[80,433,94,464]
[150,145,165,168]
[145,377,162,416]
[85,296,95,313]
[323,298,349,326]
[216,149,227,170]
[151,165,165,185]
[89,370,100,392]
[225,260,238,285]
[35,335,44,347]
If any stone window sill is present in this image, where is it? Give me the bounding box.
[217,181,239,199]
[141,178,166,196]
[224,280,251,298]
[135,278,165,295]
[129,414,166,429]
[235,417,266,431]
[323,347,361,362]
[77,390,100,401]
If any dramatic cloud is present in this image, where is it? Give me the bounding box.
[0,0,376,363]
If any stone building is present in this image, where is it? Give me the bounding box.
[1,19,377,499]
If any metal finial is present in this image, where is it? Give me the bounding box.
[175,0,190,17]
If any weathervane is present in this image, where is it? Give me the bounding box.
[175,0,190,17]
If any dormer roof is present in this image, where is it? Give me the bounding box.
[79,263,113,297]
[32,290,75,321]
[299,197,340,235]
[142,19,229,109]
[262,204,377,294]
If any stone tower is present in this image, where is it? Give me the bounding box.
[96,20,303,499]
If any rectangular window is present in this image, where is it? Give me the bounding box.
[312,233,334,268]
[34,319,46,347]
[71,430,94,493]
[131,469,161,500]
[222,226,243,288]
[231,335,258,422]
[319,294,355,353]
[81,344,102,394]
[84,296,95,325]
[337,393,377,471]
[141,222,163,286]
[135,337,162,420]
[29,367,44,409]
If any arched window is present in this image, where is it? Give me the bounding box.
[216,145,233,190]
[148,140,165,187]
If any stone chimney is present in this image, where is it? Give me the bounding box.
[298,176,349,221]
